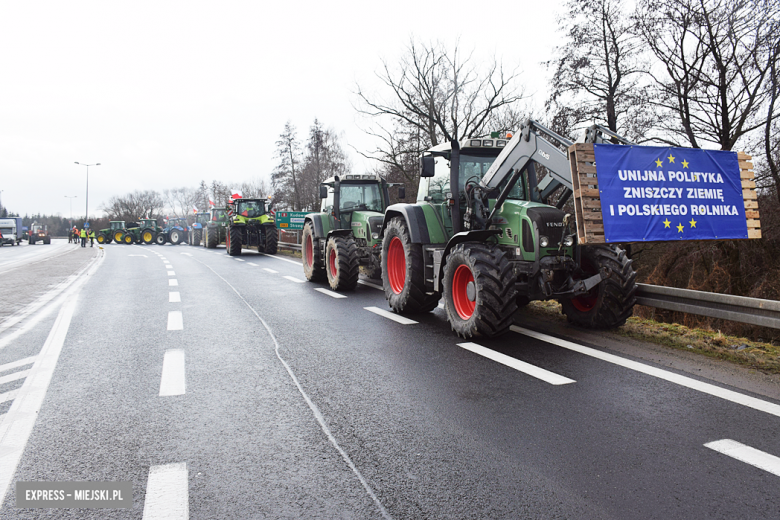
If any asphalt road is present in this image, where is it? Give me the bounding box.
[0,240,778,519]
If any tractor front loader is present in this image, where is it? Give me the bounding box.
[226,198,277,256]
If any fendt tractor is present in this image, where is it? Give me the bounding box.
[156,217,189,245]
[302,174,404,290]
[226,198,277,256]
[381,120,637,338]
[188,212,210,246]
[204,207,229,248]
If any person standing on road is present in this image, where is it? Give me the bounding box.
[73,227,79,245]
[80,228,87,248]
[89,229,95,247]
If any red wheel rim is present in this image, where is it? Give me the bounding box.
[387,237,406,294]
[305,235,313,267]
[329,248,337,278]
[452,264,475,319]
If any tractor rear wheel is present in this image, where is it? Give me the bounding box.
[228,225,242,256]
[302,221,325,282]
[263,225,278,254]
[382,216,440,313]
[169,229,183,245]
[192,229,202,246]
[114,230,124,243]
[206,228,218,248]
[141,229,155,244]
[155,233,167,245]
[560,245,637,329]
[325,235,359,290]
[443,243,517,338]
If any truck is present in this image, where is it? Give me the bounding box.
[379,120,638,338]
[203,207,228,248]
[0,217,23,245]
[226,198,277,256]
[302,174,404,290]
[28,222,51,245]
[188,212,210,246]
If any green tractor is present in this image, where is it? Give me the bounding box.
[204,207,229,248]
[188,212,210,246]
[380,120,637,338]
[226,198,277,256]
[302,174,404,290]
[97,221,125,244]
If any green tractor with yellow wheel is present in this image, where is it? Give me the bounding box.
[96,221,126,244]
[226,198,277,256]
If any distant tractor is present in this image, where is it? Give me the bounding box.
[137,218,162,244]
[156,217,189,245]
[188,212,210,246]
[119,222,144,244]
[204,207,228,248]
[28,223,51,245]
[226,198,277,256]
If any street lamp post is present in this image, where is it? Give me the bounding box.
[64,195,77,225]
[74,162,100,225]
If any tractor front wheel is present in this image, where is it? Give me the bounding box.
[96,234,106,244]
[155,233,167,245]
[443,243,517,338]
[206,228,218,248]
[192,229,202,246]
[302,221,325,282]
[228,226,242,256]
[169,229,183,245]
[381,216,440,313]
[263,225,278,254]
[325,235,359,290]
[560,244,637,329]
[123,233,134,244]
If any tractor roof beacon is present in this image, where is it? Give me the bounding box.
[302,174,404,290]
[380,119,638,338]
[226,198,277,256]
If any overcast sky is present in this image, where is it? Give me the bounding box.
[0,0,566,219]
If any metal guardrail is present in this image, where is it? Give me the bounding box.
[277,242,301,251]
[636,284,780,330]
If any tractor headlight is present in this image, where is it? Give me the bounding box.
[563,235,575,247]
[539,236,549,248]
[372,233,379,240]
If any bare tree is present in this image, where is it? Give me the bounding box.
[271,122,303,210]
[298,120,351,211]
[759,29,780,203]
[100,190,164,221]
[355,38,526,183]
[162,187,201,217]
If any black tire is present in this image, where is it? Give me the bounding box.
[192,229,202,246]
[113,230,125,244]
[141,229,155,245]
[325,235,359,291]
[44,238,51,244]
[302,221,325,282]
[560,244,637,329]
[29,237,35,245]
[263,225,277,254]
[443,243,518,338]
[169,229,183,245]
[206,228,218,249]
[228,225,242,256]
[123,233,134,244]
[96,233,106,244]
[381,216,440,313]
[155,233,167,245]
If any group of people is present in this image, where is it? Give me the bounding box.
[69,226,95,247]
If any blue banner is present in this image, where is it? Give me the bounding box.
[594,144,748,242]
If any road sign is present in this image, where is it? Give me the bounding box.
[275,211,308,230]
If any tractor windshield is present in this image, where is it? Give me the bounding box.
[418,150,525,202]
[237,201,265,218]
[212,209,227,221]
[323,182,383,213]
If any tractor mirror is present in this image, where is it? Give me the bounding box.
[398,186,406,199]
[420,156,435,178]
[319,185,328,199]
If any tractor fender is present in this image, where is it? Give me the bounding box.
[432,230,502,292]
[381,204,430,244]
[305,214,325,238]
[326,229,353,240]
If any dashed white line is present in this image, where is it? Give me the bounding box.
[258,253,302,266]
[234,258,245,262]
[169,279,179,287]
[512,325,780,418]
[263,268,278,274]
[358,280,383,290]
[169,292,181,303]
[364,306,417,325]
[0,370,31,386]
[167,271,176,276]
[457,342,575,385]
[159,350,186,397]
[247,262,258,266]
[0,356,37,373]
[315,288,347,299]
[142,462,189,519]
[283,275,305,283]
[167,311,183,331]
[705,439,780,477]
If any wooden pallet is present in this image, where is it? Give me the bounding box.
[567,144,761,244]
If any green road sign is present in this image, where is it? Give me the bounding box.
[275,211,307,230]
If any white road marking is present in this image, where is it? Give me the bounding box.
[169,292,181,303]
[358,279,383,290]
[167,311,183,331]
[458,342,575,385]
[283,275,305,283]
[705,439,780,477]
[169,279,179,286]
[0,356,37,373]
[0,389,18,404]
[159,350,186,397]
[0,370,30,386]
[263,268,278,274]
[128,254,148,257]
[160,257,167,260]
[247,262,258,266]
[180,253,192,257]
[142,462,189,519]
[512,325,780,418]
[167,270,176,276]
[364,306,418,325]
[315,288,347,299]
[234,258,245,262]
[258,252,302,266]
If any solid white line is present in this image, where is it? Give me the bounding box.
[142,462,189,519]
[247,262,257,266]
[167,271,176,276]
[705,439,780,477]
[315,288,348,299]
[358,279,383,291]
[283,275,305,283]
[159,350,186,397]
[263,268,278,274]
[169,279,178,286]
[457,342,575,385]
[234,258,245,262]
[512,325,780,418]
[167,311,183,331]
[0,370,30,386]
[364,306,417,325]
[0,389,18,404]
[258,252,302,266]
[169,292,181,303]
[0,356,37,373]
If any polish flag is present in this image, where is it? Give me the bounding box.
[228,190,243,203]
[208,199,215,207]
[192,205,198,214]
